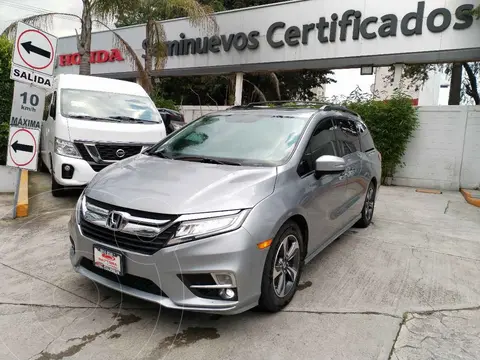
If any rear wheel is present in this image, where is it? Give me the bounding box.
[355,181,376,228]
[258,221,304,312]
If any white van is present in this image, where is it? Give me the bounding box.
[40,74,166,196]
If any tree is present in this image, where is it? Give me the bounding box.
[1,0,133,75]
[109,0,219,94]
[0,36,14,165]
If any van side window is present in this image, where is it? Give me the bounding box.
[297,118,337,177]
[43,93,52,120]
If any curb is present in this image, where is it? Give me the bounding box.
[460,189,480,208]
[16,170,28,217]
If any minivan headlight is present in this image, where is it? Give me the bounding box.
[55,138,81,158]
[167,210,250,246]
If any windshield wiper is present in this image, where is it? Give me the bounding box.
[173,156,242,166]
[108,116,153,123]
[67,114,120,122]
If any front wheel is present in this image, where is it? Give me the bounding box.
[51,174,67,197]
[258,221,304,312]
[355,181,376,228]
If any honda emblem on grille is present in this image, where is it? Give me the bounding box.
[106,211,128,231]
[116,149,126,158]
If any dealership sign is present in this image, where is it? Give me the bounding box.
[162,1,475,57]
[54,0,480,77]
[58,48,124,66]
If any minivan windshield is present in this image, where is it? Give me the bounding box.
[147,112,310,166]
[61,89,161,123]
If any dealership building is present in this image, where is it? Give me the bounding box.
[53,0,480,104]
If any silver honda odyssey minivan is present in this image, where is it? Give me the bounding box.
[69,102,381,315]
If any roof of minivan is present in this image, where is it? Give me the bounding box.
[208,108,318,118]
[56,74,148,96]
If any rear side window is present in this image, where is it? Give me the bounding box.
[334,117,361,154]
[356,120,376,152]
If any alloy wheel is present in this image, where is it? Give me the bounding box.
[365,186,375,222]
[272,235,301,298]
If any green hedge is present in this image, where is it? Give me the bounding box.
[342,89,419,184]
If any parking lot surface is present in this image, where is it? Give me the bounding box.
[1,172,479,360]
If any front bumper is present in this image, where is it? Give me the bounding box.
[68,217,267,315]
[53,153,98,186]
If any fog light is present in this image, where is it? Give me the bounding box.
[219,288,236,300]
[62,164,74,179]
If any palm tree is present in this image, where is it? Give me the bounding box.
[102,0,218,94]
[1,0,217,94]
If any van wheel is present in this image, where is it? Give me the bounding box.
[258,221,304,313]
[51,175,66,197]
[355,181,376,228]
[39,157,49,173]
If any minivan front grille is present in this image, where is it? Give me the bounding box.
[80,218,179,255]
[96,143,143,161]
[80,197,179,255]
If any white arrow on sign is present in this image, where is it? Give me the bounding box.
[12,22,57,77]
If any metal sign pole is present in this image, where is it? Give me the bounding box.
[11,168,21,219]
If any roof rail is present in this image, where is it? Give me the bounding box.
[245,101,330,108]
[321,105,359,117]
[228,101,360,117]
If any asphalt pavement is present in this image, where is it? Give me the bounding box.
[0,172,479,360]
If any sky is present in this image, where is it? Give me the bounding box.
[0,0,374,99]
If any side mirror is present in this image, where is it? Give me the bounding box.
[315,155,345,178]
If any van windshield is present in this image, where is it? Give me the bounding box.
[60,89,161,123]
[147,112,310,166]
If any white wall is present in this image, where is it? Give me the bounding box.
[393,106,480,190]
[0,166,18,193]
[373,67,450,106]
[180,105,230,123]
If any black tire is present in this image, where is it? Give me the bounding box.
[51,174,67,197]
[355,181,376,228]
[38,156,49,173]
[258,221,304,313]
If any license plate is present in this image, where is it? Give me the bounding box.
[93,246,123,275]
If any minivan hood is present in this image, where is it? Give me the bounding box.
[86,154,277,214]
[66,118,165,144]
